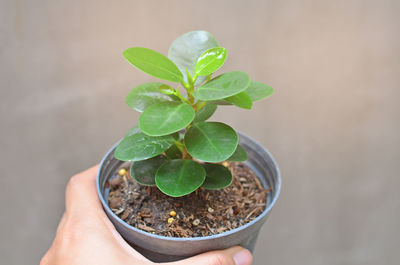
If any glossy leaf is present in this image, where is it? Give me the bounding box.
[158,84,175,95]
[245,81,274,102]
[139,102,195,136]
[227,144,248,162]
[194,71,250,101]
[130,155,168,186]
[184,122,238,162]
[193,104,217,123]
[126,82,179,112]
[195,47,227,76]
[123,47,183,82]
[168,31,219,85]
[164,144,182,159]
[114,127,174,161]
[202,163,233,190]
[155,159,206,197]
[224,91,253,109]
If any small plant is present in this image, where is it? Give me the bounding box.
[115,31,273,197]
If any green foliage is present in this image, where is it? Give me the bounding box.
[155,159,206,197]
[195,47,227,76]
[245,81,274,101]
[193,103,217,123]
[123,47,183,82]
[164,144,182,159]
[126,82,178,112]
[139,102,195,136]
[184,122,238,162]
[158,84,175,95]
[201,163,233,190]
[115,30,274,197]
[130,155,168,186]
[224,91,253,109]
[193,71,250,101]
[114,127,174,161]
[168,30,219,85]
[227,144,248,162]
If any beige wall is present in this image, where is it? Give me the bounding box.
[1,0,399,264]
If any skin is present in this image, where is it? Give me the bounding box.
[41,165,253,265]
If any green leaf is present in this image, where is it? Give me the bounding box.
[207,100,232,106]
[130,155,168,186]
[184,122,238,162]
[158,84,175,95]
[193,103,217,123]
[114,127,174,161]
[194,71,250,101]
[168,31,219,85]
[155,159,206,197]
[245,81,274,102]
[123,47,183,82]
[227,144,248,162]
[202,163,233,190]
[195,47,227,76]
[164,144,182,159]
[224,91,253,109]
[139,102,195,136]
[126,82,179,112]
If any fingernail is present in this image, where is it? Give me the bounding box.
[233,249,252,265]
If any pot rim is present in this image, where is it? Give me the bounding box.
[97,131,281,242]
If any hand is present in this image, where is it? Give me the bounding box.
[41,165,253,265]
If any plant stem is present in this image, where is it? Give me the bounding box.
[192,74,198,84]
[174,140,185,151]
[178,71,202,160]
[181,146,192,159]
[195,101,207,111]
[174,87,190,104]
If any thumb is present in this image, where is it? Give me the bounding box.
[171,246,252,265]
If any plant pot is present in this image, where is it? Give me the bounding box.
[97,132,281,262]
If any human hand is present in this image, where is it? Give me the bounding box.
[41,165,253,265]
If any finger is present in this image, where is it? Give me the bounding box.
[65,165,101,216]
[55,213,66,236]
[101,212,150,262]
[64,165,150,262]
[171,246,252,265]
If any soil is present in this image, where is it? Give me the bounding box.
[107,161,270,237]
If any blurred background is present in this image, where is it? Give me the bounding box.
[1,0,399,264]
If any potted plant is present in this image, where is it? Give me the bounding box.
[97,30,281,262]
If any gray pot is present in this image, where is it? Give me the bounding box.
[97,132,281,262]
